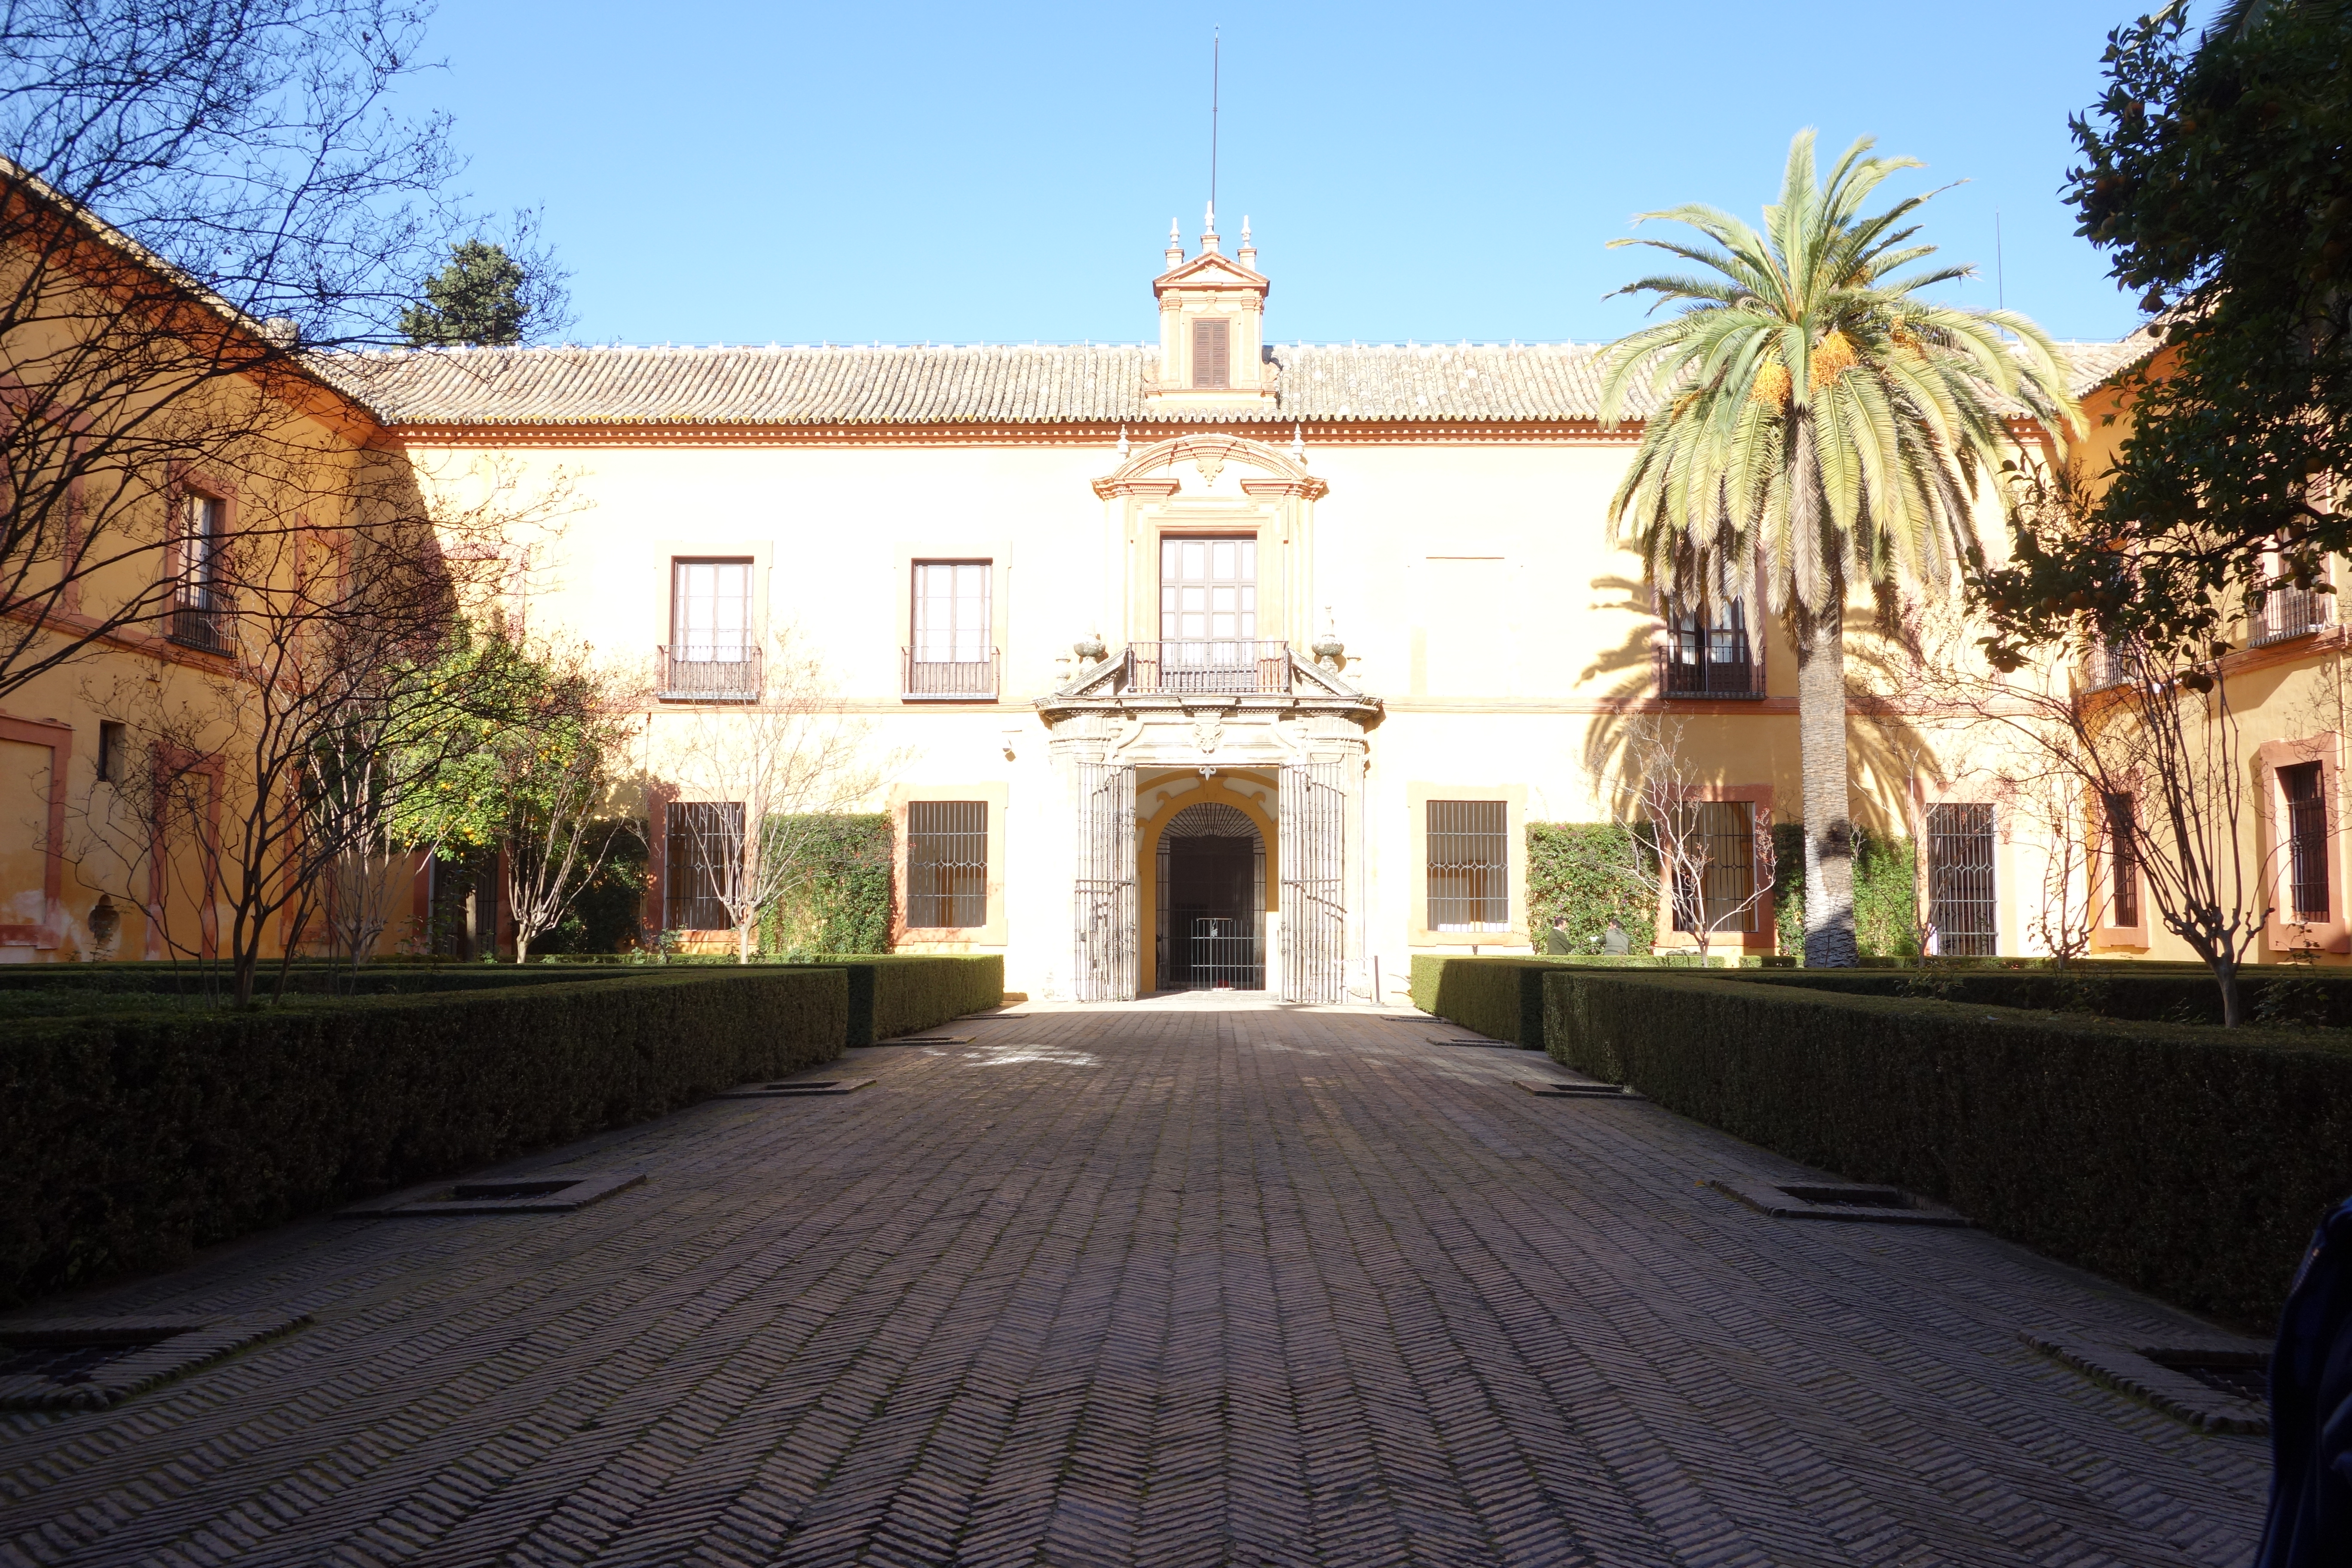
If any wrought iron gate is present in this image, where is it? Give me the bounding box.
[1189,917,1261,989]
[1280,762,1346,1004]
[1073,760,1137,1001]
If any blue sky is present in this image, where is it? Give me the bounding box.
[401,0,2157,348]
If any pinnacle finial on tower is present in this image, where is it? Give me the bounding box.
[1237,217,1256,273]
[1200,200,1220,255]
[1164,219,1184,270]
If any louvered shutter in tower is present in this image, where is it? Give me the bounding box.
[1191,318,1229,389]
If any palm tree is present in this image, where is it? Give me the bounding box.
[1599,130,2078,966]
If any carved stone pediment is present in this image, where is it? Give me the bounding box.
[1091,432,1326,502]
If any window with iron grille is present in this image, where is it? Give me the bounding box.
[1926,803,1998,956]
[2281,762,2330,922]
[664,801,743,930]
[2104,793,2139,928]
[1191,317,1230,389]
[908,800,987,928]
[1670,801,1758,932]
[671,560,752,661]
[1427,800,1509,931]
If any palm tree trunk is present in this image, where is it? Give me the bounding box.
[1795,601,1860,966]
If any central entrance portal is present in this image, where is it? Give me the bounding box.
[1155,803,1266,991]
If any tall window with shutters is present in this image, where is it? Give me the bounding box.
[1191,318,1230,389]
[169,492,231,653]
[2281,761,2331,923]
[907,800,988,928]
[2103,793,2140,929]
[907,560,995,698]
[672,560,751,660]
[665,559,758,700]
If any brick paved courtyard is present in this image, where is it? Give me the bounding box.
[1,997,2269,1566]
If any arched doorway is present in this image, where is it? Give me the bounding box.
[1155,803,1266,991]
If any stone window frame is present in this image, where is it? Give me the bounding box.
[2258,732,2346,954]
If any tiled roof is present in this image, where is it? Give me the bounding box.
[2060,328,2162,398]
[331,337,2144,430]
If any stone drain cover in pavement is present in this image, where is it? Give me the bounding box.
[1430,1036,1514,1048]
[1707,1178,1969,1226]
[878,1036,972,1045]
[338,1171,646,1218]
[0,1312,310,1411]
[2024,1331,2271,1433]
[1516,1079,1645,1099]
[719,1078,876,1097]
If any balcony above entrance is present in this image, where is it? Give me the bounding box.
[1038,640,1378,724]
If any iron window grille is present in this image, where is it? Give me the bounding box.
[2281,762,2330,922]
[1670,801,1759,932]
[1657,600,1764,698]
[907,800,987,928]
[664,801,743,931]
[663,559,758,700]
[1926,802,1998,956]
[1427,800,1509,931]
[2104,793,2140,928]
[168,493,232,654]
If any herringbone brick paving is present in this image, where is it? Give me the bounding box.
[0,996,2268,1566]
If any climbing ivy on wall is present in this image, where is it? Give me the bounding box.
[1525,823,1660,953]
[761,813,894,956]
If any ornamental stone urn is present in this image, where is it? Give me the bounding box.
[1075,631,1108,663]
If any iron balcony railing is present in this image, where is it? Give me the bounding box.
[1654,646,1765,699]
[1122,640,1293,695]
[656,645,763,702]
[166,603,233,656]
[2251,579,2333,647]
[902,646,1000,700]
[2083,639,2136,693]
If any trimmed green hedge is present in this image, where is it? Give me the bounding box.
[0,967,847,1306]
[1718,965,2352,1028]
[1410,952,1724,1050]
[1542,968,2352,1328]
[0,962,651,995]
[1410,956,1553,1048]
[800,953,1005,1044]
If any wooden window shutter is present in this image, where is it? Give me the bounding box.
[1191,318,1229,389]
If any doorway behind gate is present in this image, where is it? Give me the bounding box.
[1155,803,1266,991]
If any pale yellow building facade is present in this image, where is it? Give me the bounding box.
[19,207,2344,996]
